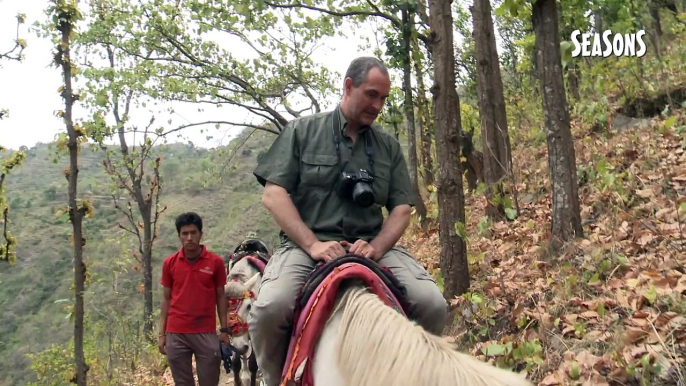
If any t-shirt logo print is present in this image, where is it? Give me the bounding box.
[199,266,213,275]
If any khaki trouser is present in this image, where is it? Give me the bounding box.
[166,332,221,386]
[247,242,448,386]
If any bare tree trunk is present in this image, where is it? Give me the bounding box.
[427,0,470,299]
[471,0,516,220]
[414,57,435,188]
[138,199,154,341]
[629,0,646,79]
[648,0,663,60]
[110,110,157,342]
[567,65,581,101]
[401,8,428,228]
[101,41,164,342]
[532,0,584,251]
[56,2,88,384]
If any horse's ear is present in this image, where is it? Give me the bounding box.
[244,272,260,290]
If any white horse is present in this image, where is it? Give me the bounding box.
[311,279,533,386]
[228,262,533,386]
[225,257,262,386]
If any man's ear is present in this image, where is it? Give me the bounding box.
[343,77,353,96]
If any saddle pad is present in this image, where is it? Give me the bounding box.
[280,262,406,386]
[296,254,408,312]
[230,252,268,274]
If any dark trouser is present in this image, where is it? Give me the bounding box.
[166,332,221,386]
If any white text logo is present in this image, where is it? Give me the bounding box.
[571,30,647,58]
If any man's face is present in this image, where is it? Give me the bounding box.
[178,224,202,252]
[344,67,391,127]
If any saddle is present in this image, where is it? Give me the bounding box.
[228,238,272,273]
[280,254,410,386]
[297,254,408,311]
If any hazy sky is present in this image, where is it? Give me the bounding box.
[0,0,392,150]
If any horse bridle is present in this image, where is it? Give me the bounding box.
[225,250,268,385]
[227,277,256,356]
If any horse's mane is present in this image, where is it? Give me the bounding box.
[332,285,532,386]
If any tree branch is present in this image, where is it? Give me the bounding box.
[150,155,166,245]
[112,195,142,252]
[219,128,259,176]
[264,0,400,26]
[103,157,136,197]
[161,120,279,137]
[415,0,430,26]
[0,15,26,62]
[262,0,432,45]
[1,172,9,261]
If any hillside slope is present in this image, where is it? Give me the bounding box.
[0,129,281,385]
[402,106,686,384]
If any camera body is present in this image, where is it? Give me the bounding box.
[337,169,375,207]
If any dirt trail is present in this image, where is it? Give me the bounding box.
[160,359,252,385]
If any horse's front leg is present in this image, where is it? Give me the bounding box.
[240,356,251,386]
[232,355,242,386]
[248,354,258,386]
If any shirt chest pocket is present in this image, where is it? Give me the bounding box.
[300,153,339,189]
[195,267,216,289]
[371,162,391,206]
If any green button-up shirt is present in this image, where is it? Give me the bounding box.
[253,104,414,244]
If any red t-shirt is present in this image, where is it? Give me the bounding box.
[161,245,227,334]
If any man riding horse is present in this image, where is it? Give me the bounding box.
[249,56,448,386]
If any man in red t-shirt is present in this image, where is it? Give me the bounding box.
[159,212,230,386]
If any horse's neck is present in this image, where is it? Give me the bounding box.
[313,284,532,386]
[311,301,347,386]
[312,284,373,386]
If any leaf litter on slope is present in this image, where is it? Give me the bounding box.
[400,109,686,385]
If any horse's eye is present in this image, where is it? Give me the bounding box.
[247,304,252,311]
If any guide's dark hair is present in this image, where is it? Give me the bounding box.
[175,212,203,234]
[344,56,389,88]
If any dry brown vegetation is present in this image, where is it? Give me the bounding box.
[402,106,686,385]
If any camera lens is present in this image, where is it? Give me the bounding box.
[352,183,375,207]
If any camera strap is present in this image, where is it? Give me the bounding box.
[364,128,375,178]
[332,107,375,177]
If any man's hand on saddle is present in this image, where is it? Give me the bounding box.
[308,239,379,263]
[308,240,348,263]
[340,239,379,260]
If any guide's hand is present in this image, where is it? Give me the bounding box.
[158,335,166,355]
[308,241,347,263]
[219,332,231,345]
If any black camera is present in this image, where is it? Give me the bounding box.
[337,169,375,207]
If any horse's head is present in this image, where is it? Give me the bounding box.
[225,258,262,356]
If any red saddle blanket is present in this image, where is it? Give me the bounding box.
[280,262,406,386]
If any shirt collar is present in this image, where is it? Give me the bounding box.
[179,245,208,260]
[336,104,371,136]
